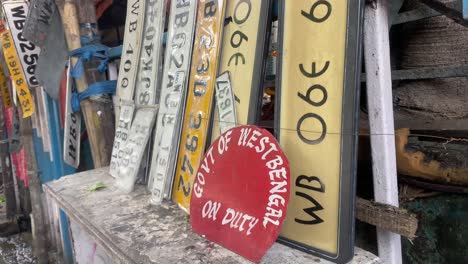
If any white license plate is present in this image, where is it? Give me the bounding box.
[115,0,146,114]
[214,71,236,134]
[148,0,198,203]
[115,107,158,193]
[134,0,166,107]
[63,59,81,168]
[109,101,135,178]
[2,0,41,87]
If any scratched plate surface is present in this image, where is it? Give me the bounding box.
[210,0,270,141]
[109,101,135,178]
[172,0,226,211]
[63,60,81,168]
[134,0,166,108]
[115,0,146,113]
[214,71,236,134]
[1,30,35,118]
[276,1,363,262]
[148,0,198,204]
[115,107,158,193]
[2,0,41,87]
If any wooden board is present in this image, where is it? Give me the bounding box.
[43,168,381,264]
[276,1,363,262]
[172,0,226,211]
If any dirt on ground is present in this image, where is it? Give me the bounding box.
[0,233,35,264]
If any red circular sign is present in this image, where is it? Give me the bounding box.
[190,125,290,263]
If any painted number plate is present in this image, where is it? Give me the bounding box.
[148,0,198,204]
[109,101,135,177]
[214,71,236,134]
[211,0,271,140]
[63,60,81,168]
[172,0,226,211]
[115,0,146,112]
[276,1,363,263]
[2,0,41,87]
[115,107,158,193]
[134,0,166,107]
[1,30,35,118]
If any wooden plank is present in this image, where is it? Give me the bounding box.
[172,0,227,211]
[54,0,115,168]
[364,1,402,263]
[20,117,48,264]
[148,0,198,204]
[43,168,381,264]
[356,198,418,239]
[361,65,468,82]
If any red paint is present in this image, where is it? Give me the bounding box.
[190,125,290,263]
[58,68,68,128]
[4,107,28,186]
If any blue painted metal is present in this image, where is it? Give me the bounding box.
[464,0,468,20]
[32,93,76,264]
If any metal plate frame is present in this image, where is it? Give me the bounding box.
[148,0,198,203]
[275,1,364,263]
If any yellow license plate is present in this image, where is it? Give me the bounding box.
[210,0,271,141]
[277,1,363,262]
[1,30,34,118]
[0,64,12,108]
[172,0,226,211]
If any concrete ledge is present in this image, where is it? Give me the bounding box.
[44,168,381,263]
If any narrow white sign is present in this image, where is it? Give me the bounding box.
[116,107,158,193]
[109,101,135,178]
[2,0,41,87]
[215,71,237,134]
[63,60,81,168]
[135,0,166,108]
[115,0,146,114]
[148,0,198,203]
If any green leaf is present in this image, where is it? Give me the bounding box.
[88,182,106,192]
[0,196,6,203]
